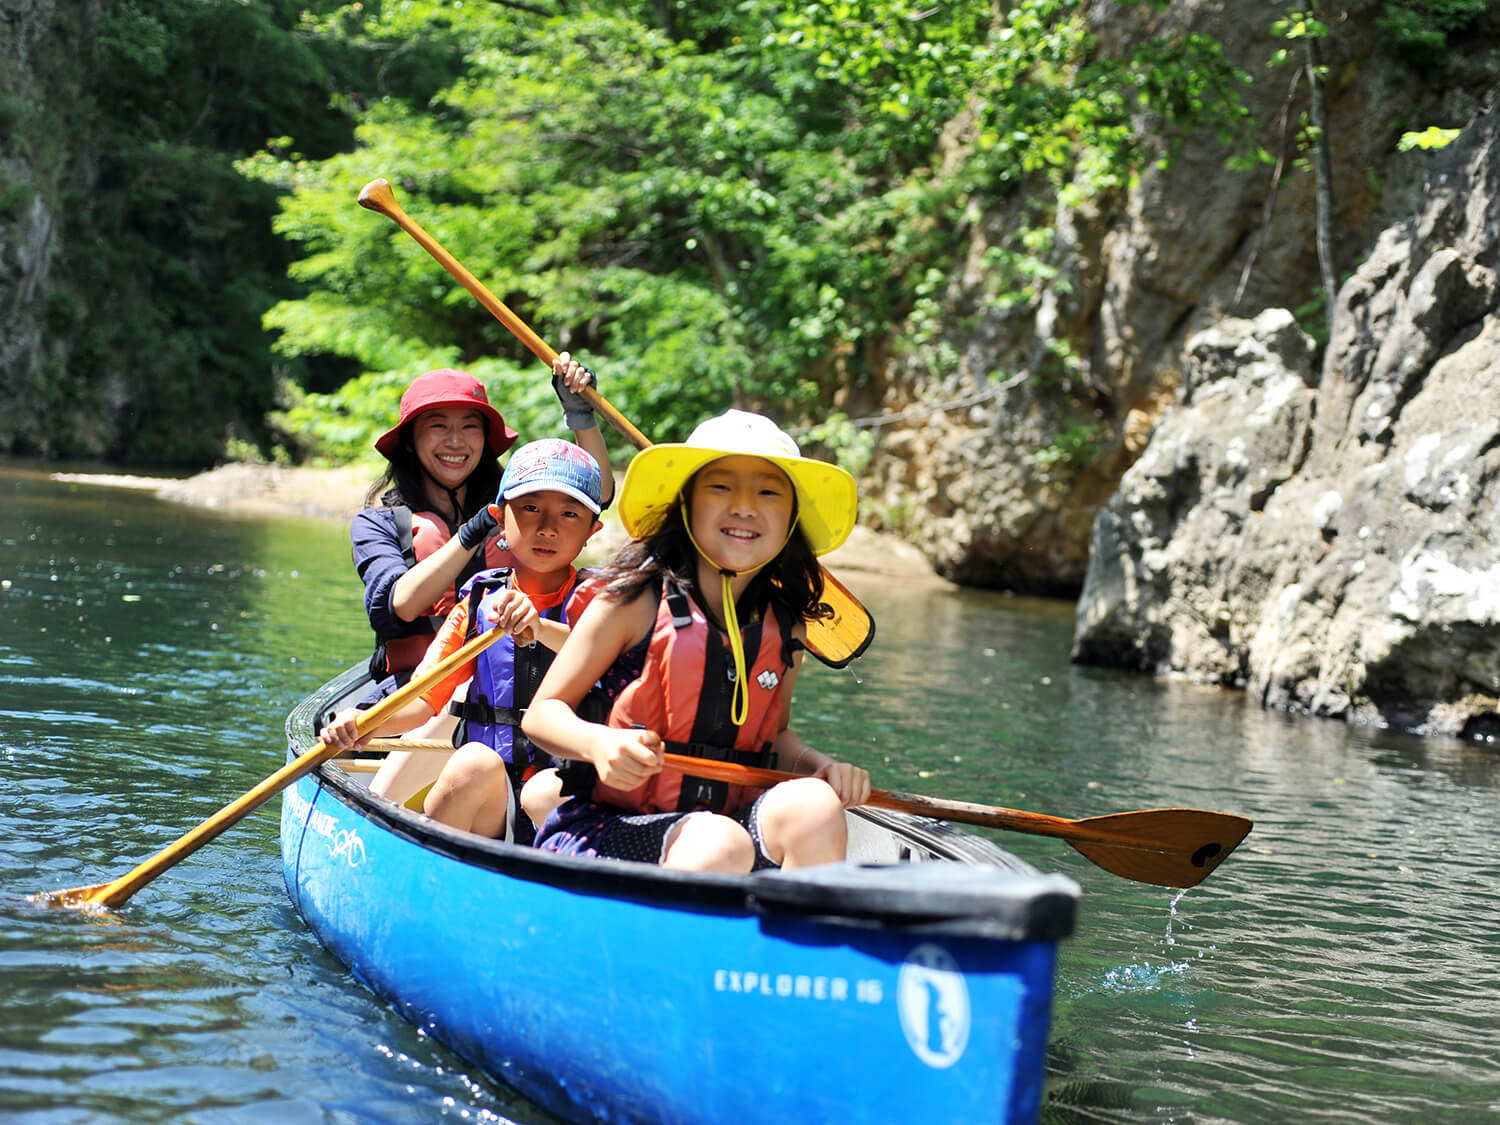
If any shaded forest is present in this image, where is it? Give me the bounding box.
[0,0,1488,466]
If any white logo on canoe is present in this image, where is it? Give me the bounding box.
[285,785,366,869]
[330,828,366,868]
[897,943,970,1068]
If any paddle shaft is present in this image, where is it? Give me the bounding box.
[357,178,874,669]
[42,628,507,910]
[344,739,1235,848]
[324,745,1248,885]
[357,180,649,449]
[659,753,1251,887]
[340,742,1233,849]
[665,754,1176,848]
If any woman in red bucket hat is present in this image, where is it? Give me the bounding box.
[350,355,615,698]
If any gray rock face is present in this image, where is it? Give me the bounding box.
[1074,106,1500,739]
[862,0,1433,592]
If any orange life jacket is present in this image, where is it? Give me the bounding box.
[590,579,796,816]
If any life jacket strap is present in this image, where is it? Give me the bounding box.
[448,697,524,729]
[666,738,776,814]
[663,739,774,768]
[665,581,694,630]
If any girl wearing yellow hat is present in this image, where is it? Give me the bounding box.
[521,410,871,872]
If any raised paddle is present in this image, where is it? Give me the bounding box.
[322,738,1252,888]
[661,753,1252,888]
[36,626,509,911]
[356,177,875,669]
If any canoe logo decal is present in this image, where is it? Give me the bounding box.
[284,786,367,869]
[330,828,367,869]
[897,943,970,1069]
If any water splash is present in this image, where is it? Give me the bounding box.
[1096,891,1199,994]
[1100,959,1190,993]
[1164,887,1189,947]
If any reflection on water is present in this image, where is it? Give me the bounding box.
[3,467,1500,1123]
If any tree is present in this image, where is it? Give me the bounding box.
[258,0,1256,457]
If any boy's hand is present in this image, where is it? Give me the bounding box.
[589,727,663,790]
[320,707,369,751]
[814,761,871,808]
[485,588,542,646]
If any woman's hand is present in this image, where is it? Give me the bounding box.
[552,351,597,430]
[588,726,663,790]
[457,502,501,550]
[813,761,872,809]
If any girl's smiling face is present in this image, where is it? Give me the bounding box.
[687,454,796,575]
[411,408,489,496]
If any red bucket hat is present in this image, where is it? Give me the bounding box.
[373,369,518,460]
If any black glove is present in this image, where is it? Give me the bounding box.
[457,504,499,550]
[553,368,597,430]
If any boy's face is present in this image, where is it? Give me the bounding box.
[501,489,601,578]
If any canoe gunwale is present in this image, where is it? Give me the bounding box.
[287,664,1078,940]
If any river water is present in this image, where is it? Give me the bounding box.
[2,466,1497,1123]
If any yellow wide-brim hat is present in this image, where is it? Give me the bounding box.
[619,410,858,556]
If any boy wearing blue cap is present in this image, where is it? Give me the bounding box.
[323,438,607,843]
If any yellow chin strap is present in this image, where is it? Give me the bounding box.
[680,497,798,728]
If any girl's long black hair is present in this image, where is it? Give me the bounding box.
[362,428,503,526]
[596,480,826,626]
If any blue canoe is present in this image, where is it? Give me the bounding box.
[282,665,1080,1124]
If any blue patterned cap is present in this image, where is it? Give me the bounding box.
[497,439,602,514]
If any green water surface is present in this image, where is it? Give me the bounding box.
[2,467,1498,1123]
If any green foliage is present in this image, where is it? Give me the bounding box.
[0,175,32,218]
[799,414,877,475]
[1378,0,1489,71]
[10,0,434,464]
[258,0,1259,460]
[1270,9,1331,52]
[1293,285,1332,351]
[1397,125,1462,151]
[0,93,28,142]
[12,0,1261,464]
[1033,423,1100,478]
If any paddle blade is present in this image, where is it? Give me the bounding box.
[37,622,509,912]
[1065,809,1254,888]
[31,883,113,910]
[804,570,876,668]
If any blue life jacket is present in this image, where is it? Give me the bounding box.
[448,568,576,790]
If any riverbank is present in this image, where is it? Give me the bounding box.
[47,461,951,588]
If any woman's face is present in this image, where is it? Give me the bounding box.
[410,408,488,495]
[687,454,796,575]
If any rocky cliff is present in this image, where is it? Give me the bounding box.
[860,0,1493,596]
[0,0,104,455]
[1073,103,1500,739]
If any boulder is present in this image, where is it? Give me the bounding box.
[1074,105,1500,738]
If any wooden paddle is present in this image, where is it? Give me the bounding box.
[356,177,875,669]
[36,627,508,911]
[662,753,1252,888]
[322,739,1251,888]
